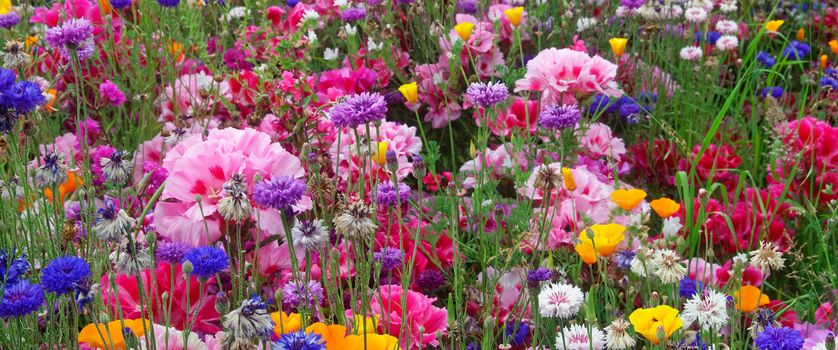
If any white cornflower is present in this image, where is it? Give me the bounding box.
[684,7,707,22]
[716,35,739,51]
[653,249,687,284]
[630,247,656,277]
[720,1,737,12]
[662,216,684,237]
[302,9,320,22]
[223,6,247,21]
[555,324,606,350]
[290,219,329,252]
[604,318,636,349]
[681,289,729,331]
[367,37,382,51]
[749,241,785,272]
[537,282,584,319]
[576,17,598,32]
[306,30,318,43]
[715,20,739,34]
[732,252,749,266]
[344,24,357,36]
[679,46,704,61]
[324,48,339,61]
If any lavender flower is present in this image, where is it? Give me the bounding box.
[44,18,96,61]
[376,182,411,207]
[341,6,366,22]
[282,280,323,310]
[457,0,478,14]
[329,92,387,128]
[252,176,306,213]
[466,81,509,107]
[613,250,635,269]
[539,104,581,130]
[155,241,191,264]
[0,12,20,29]
[374,247,404,272]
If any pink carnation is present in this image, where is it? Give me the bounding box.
[99,79,126,107]
[515,48,622,106]
[579,122,627,161]
[369,284,448,349]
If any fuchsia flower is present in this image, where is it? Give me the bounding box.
[770,117,838,206]
[316,66,377,102]
[474,97,539,137]
[99,80,126,107]
[368,284,448,349]
[515,48,622,106]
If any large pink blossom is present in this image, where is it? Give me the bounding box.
[316,66,378,102]
[329,120,422,187]
[579,122,627,161]
[31,0,121,42]
[460,144,516,189]
[155,127,308,246]
[369,284,448,350]
[515,48,622,106]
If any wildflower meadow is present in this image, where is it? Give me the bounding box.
[0,0,837,349]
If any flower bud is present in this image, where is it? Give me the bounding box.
[412,154,426,178]
[182,260,194,276]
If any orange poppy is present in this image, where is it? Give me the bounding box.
[734,286,770,313]
[574,223,626,264]
[342,333,401,350]
[271,311,304,336]
[305,322,348,350]
[611,188,647,211]
[649,197,680,218]
[44,171,83,203]
[78,319,150,350]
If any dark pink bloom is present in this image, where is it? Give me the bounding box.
[99,80,126,107]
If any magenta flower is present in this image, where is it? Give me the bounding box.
[99,80,126,107]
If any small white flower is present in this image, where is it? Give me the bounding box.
[732,252,749,266]
[367,37,382,51]
[715,20,739,35]
[630,247,656,277]
[679,46,704,61]
[653,249,687,284]
[605,318,636,349]
[716,35,739,51]
[324,48,339,61]
[306,30,318,43]
[749,241,785,272]
[302,9,320,22]
[224,6,247,21]
[720,1,737,12]
[576,17,598,32]
[344,24,357,36]
[681,289,730,331]
[488,11,501,22]
[537,282,584,319]
[662,216,684,237]
[684,7,707,22]
[334,0,348,8]
[555,324,606,350]
[432,72,443,85]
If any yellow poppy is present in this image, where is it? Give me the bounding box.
[829,40,838,54]
[0,0,12,15]
[629,305,683,345]
[343,333,401,350]
[765,20,784,32]
[574,223,626,264]
[454,22,475,41]
[649,197,680,218]
[25,36,38,48]
[611,188,647,211]
[398,82,418,104]
[734,286,770,313]
[503,7,525,27]
[561,167,576,191]
[271,311,304,336]
[371,141,390,165]
[609,38,628,59]
[45,171,83,203]
[78,319,151,350]
[305,322,348,350]
[350,315,378,335]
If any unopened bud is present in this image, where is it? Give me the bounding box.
[122,328,140,349]
[656,325,666,343]
[146,232,157,245]
[412,154,426,178]
[215,291,229,314]
[182,260,194,275]
[385,150,398,172]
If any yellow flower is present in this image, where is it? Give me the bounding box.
[343,333,401,350]
[796,28,805,41]
[765,20,784,32]
[734,286,770,313]
[574,223,626,264]
[371,141,390,165]
[629,305,683,345]
[504,7,525,27]
[398,82,418,104]
[78,319,151,350]
[610,188,647,211]
[561,167,576,191]
[0,0,12,15]
[454,22,475,41]
[351,315,378,335]
[271,311,304,336]
[649,197,680,218]
[306,322,348,350]
[609,37,628,59]
[829,40,838,54]
[25,36,38,48]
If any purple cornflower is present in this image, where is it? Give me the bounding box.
[155,241,191,264]
[44,18,96,61]
[0,281,44,318]
[504,321,530,346]
[527,268,552,284]
[457,0,478,14]
[754,327,804,350]
[782,41,810,59]
[416,269,445,292]
[679,277,700,299]
[282,280,323,310]
[757,51,776,68]
[287,0,300,6]
[252,176,307,213]
[341,6,367,22]
[706,31,721,45]
[466,81,509,107]
[156,0,181,7]
[613,250,635,269]
[99,80,126,107]
[184,246,229,279]
[376,182,411,207]
[40,256,91,296]
[329,92,388,128]
[620,0,645,9]
[587,94,615,116]
[760,87,784,99]
[617,97,642,122]
[539,104,581,130]
[110,0,132,9]
[274,330,326,350]
[374,247,403,272]
[0,12,20,29]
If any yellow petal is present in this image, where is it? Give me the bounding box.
[503,7,525,27]
[609,38,628,59]
[765,20,784,32]
[398,82,418,104]
[649,197,680,218]
[372,141,390,165]
[561,167,576,191]
[454,22,475,41]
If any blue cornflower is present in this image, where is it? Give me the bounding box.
[587,94,617,116]
[41,256,91,295]
[184,246,229,279]
[761,87,784,99]
[613,250,635,269]
[329,92,388,128]
[679,277,701,298]
[273,330,325,350]
[617,97,642,123]
[0,249,30,286]
[287,0,301,6]
[754,327,804,350]
[782,41,810,59]
[821,68,838,90]
[706,31,721,45]
[156,0,180,7]
[539,104,582,130]
[0,281,44,318]
[1,80,46,114]
[252,176,307,213]
[0,69,16,91]
[110,0,132,9]
[757,52,777,68]
[504,321,530,346]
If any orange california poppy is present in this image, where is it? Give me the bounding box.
[271,311,304,336]
[610,188,647,211]
[44,171,83,203]
[574,223,626,264]
[78,319,150,350]
[734,286,770,313]
[649,197,680,218]
[305,323,347,350]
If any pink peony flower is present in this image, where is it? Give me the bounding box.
[369,284,448,349]
[515,48,622,106]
